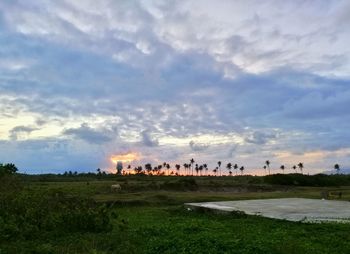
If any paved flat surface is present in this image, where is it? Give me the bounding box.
[185,198,350,223]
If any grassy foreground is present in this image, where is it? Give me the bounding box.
[2,175,350,253]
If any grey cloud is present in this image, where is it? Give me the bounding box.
[282,90,350,120]
[227,144,238,158]
[2,0,349,77]
[9,125,38,140]
[35,118,47,126]
[63,123,116,144]
[141,130,159,147]
[245,131,277,145]
[189,140,209,151]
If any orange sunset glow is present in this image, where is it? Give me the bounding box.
[110,152,141,164]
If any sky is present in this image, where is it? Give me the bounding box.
[1,0,350,174]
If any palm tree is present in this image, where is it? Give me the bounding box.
[265,160,270,175]
[183,163,188,175]
[199,165,204,176]
[240,166,244,175]
[334,164,340,174]
[280,165,285,174]
[213,168,217,176]
[135,166,143,174]
[157,165,162,175]
[175,164,181,174]
[292,165,297,173]
[226,163,232,176]
[145,163,152,175]
[263,165,267,175]
[190,158,195,176]
[195,164,199,176]
[217,161,222,176]
[203,164,208,176]
[233,164,238,175]
[155,166,160,175]
[166,163,171,175]
[298,162,304,174]
[127,164,131,174]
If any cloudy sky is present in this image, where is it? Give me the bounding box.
[1,0,350,174]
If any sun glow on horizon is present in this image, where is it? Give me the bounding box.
[110,152,141,164]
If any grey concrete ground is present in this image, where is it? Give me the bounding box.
[185,198,350,223]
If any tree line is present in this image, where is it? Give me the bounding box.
[114,159,342,177]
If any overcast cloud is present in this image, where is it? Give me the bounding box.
[1,0,350,173]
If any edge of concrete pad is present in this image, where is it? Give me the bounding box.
[184,198,350,223]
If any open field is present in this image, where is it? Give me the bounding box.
[2,174,350,253]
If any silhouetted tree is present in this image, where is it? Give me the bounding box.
[280,165,285,174]
[153,166,158,175]
[135,166,143,174]
[190,158,195,176]
[166,163,171,175]
[334,164,340,174]
[217,161,222,176]
[175,164,181,174]
[240,166,245,175]
[203,164,208,175]
[0,163,18,175]
[199,165,203,176]
[265,160,270,175]
[145,164,152,174]
[292,165,297,173]
[233,164,238,175]
[298,162,304,174]
[183,163,189,176]
[157,165,162,175]
[226,163,232,176]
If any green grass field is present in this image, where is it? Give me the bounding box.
[2,175,350,253]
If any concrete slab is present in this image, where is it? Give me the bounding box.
[185,198,350,223]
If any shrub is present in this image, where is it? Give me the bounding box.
[160,178,198,191]
[263,173,350,186]
[0,187,113,241]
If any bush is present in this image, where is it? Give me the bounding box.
[263,173,350,186]
[0,163,18,177]
[0,187,113,241]
[160,178,198,191]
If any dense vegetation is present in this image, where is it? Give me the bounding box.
[1,164,350,253]
[19,171,350,187]
[0,165,115,253]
